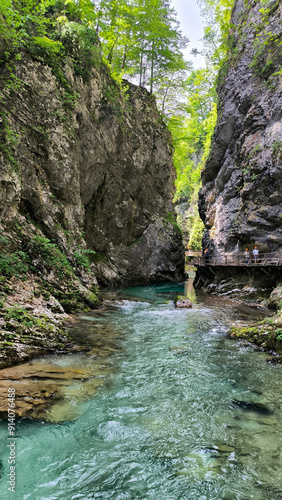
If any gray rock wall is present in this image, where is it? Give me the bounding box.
[200,0,282,259]
[0,53,184,285]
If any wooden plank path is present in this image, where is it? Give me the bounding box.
[191,252,282,267]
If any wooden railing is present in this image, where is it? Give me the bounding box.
[192,252,282,267]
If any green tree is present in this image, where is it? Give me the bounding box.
[96,0,188,94]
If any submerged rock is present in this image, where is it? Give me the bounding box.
[0,311,123,421]
[231,399,274,415]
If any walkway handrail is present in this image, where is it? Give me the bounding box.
[192,252,282,267]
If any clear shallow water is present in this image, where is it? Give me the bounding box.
[1,283,282,499]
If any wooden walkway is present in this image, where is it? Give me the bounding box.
[192,252,282,267]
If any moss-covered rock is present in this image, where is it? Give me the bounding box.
[229,314,282,356]
[266,285,282,311]
[0,300,73,369]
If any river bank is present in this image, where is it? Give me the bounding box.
[190,264,282,359]
[0,276,80,370]
[1,269,281,370]
[226,286,282,360]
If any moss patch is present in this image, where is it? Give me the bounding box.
[229,314,282,355]
[0,302,73,368]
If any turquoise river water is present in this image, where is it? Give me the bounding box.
[1,282,282,499]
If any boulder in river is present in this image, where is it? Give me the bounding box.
[174,296,192,309]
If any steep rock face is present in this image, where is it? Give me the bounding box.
[175,198,190,248]
[0,53,184,287]
[200,0,282,259]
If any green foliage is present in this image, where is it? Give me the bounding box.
[28,235,73,279]
[167,68,217,250]
[95,0,188,94]
[58,20,100,80]
[162,211,182,234]
[196,0,234,72]
[0,235,8,244]
[168,76,217,203]
[251,31,282,79]
[3,307,43,329]
[73,247,96,270]
[33,36,63,56]
[0,0,187,100]
[259,0,279,21]
[242,166,250,175]
[187,207,205,251]
[0,251,29,278]
[0,0,55,57]
[252,144,263,154]
[276,328,282,342]
[249,1,282,80]
[272,138,282,160]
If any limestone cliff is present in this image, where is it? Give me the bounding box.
[0,53,184,287]
[199,0,282,258]
[0,46,184,365]
[196,0,282,298]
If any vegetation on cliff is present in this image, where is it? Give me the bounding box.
[0,0,186,368]
[0,0,235,253]
[0,0,188,95]
[168,0,234,250]
[1,0,281,364]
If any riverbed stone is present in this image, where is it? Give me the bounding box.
[0,309,124,421]
[212,444,234,453]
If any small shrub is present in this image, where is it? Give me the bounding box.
[32,36,63,57]
[28,235,74,280]
[272,138,282,160]
[73,248,96,270]
[276,328,282,341]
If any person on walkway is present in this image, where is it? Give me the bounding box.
[252,246,259,263]
[204,248,210,264]
[244,248,250,264]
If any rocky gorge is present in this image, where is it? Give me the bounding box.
[0,36,184,367]
[1,0,281,384]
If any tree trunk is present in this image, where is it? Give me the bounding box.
[161,84,169,115]
[150,39,155,94]
[139,49,143,86]
[122,46,128,70]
